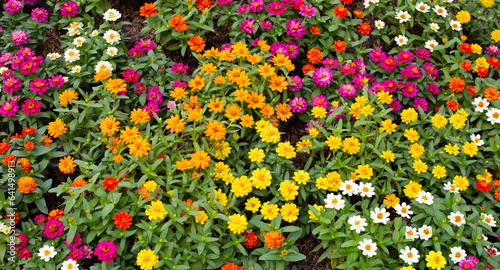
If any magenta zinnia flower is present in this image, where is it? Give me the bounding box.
[237,4,248,13]
[322,58,338,68]
[43,219,65,239]
[65,233,82,249]
[458,259,475,270]
[48,75,65,88]
[397,50,414,64]
[260,20,272,29]
[402,82,418,98]
[217,0,232,5]
[3,77,22,94]
[21,99,41,115]
[312,67,333,87]
[31,7,48,22]
[427,83,439,96]
[135,82,146,94]
[339,62,356,75]
[487,45,499,55]
[60,1,79,17]
[17,248,31,259]
[388,99,401,111]
[34,214,46,225]
[123,68,140,82]
[369,48,386,62]
[171,63,189,75]
[339,84,357,99]
[146,86,163,105]
[286,19,306,40]
[15,233,28,249]
[5,0,22,14]
[267,1,286,15]
[383,79,398,93]
[249,0,264,12]
[0,101,18,117]
[11,30,28,46]
[29,78,49,95]
[415,48,431,60]
[241,18,255,34]
[80,244,93,259]
[67,248,83,261]
[379,56,399,72]
[413,97,428,112]
[20,61,39,76]
[289,97,307,113]
[423,62,437,78]
[299,4,317,18]
[94,240,118,263]
[285,41,299,59]
[287,75,303,91]
[311,95,328,108]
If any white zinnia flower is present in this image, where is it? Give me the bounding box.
[449,246,466,264]
[374,20,385,30]
[470,134,484,146]
[38,245,57,262]
[448,211,466,226]
[444,182,460,193]
[433,5,448,17]
[324,193,345,210]
[418,225,433,240]
[67,27,80,36]
[61,259,79,270]
[357,238,377,257]
[395,10,411,23]
[64,48,80,63]
[429,23,440,32]
[70,65,81,74]
[404,226,419,240]
[363,0,379,8]
[486,108,500,124]
[47,53,61,60]
[103,8,121,21]
[424,40,438,52]
[415,2,430,12]
[450,20,462,31]
[394,202,413,218]
[482,214,497,227]
[106,47,118,56]
[103,29,121,45]
[347,215,367,233]
[95,60,113,73]
[370,207,390,224]
[472,97,489,112]
[72,36,86,48]
[395,35,408,46]
[339,180,359,196]
[416,191,434,205]
[400,246,420,265]
[358,182,375,197]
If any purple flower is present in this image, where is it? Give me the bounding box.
[60,1,79,17]
[5,0,22,14]
[459,259,476,270]
[311,95,328,108]
[31,7,48,22]
[402,82,418,98]
[171,63,189,75]
[48,75,65,88]
[369,48,386,62]
[11,30,28,46]
[286,19,306,40]
[487,45,499,55]
[216,0,232,5]
[260,20,272,29]
[34,214,46,225]
[413,97,428,112]
[397,50,414,63]
[65,233,82,249]
[287,75,303,91]
[249,0,264,12]
[29,78,49,95]
[0,101,18,117]
[94,240,118,263]
[312,67,333,87]
[299,4,317,18]
[339,84,357,99]
[241,18,255,34]
[21,99,41,115]
[322,58,338,68]
[427,83,439,96]
[483,265,493,270]
[289,97,307,113]
[285,41,299,59]
[43,219,65,239]
[415,48,431,61]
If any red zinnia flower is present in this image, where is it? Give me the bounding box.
[357,22,371,35]
[243,231,258,248]
[477,66,489,77]
[446,99,459,111]
[461,61,472,71]
[103,177,119,191]
[333,40,346,52]
[140,3,157,17]
[21,127,35,136]
[476,180,492,192]
[0,142,10,154]
[24,141,35,151]
[467,86,478,96]
[488,57,500,69]
[114,211,132,229]
[459,43,472,54]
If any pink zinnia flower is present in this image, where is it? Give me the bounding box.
[383,79,398,93]
[94,240,118,263]
[369,48,386,62]
[299,4,316,18]
[43,219,65,239]
[260,20,272,29]
[34,214,46,225]
[135,82,146,94]
[60,1,79,17]
[166,100,177,111]
[171,63,189,75]
[5,0,22,14]
[289,97,307,113]
[285,41,299,59]
[487,45,499,55]
[138,39,155,51]
[20,61,39,76]
[339,84,357,99]
[379,55,399,72]
[237,4,248,13]
[267,1,286,15]
[21,99,41,115]
[249,0,264,12]
[123,68,140,82]
[389,99,401,111]
[11,56,23,69]
[322,58,338,68]
[286,19,306,40]
[67,248,83,261]
[415,48,431,60]
[311,95,328,108]
[423,62,437,78]
[31,7,48,22]
[29,78,49,95]
[397,50,414,64]
[427,82,439,96]
[48,75,65,88]
[312,67,333,87]
[80,244,93,259]
[146,86,163,105]
[128,47,143,57]
[369,81,385,94]
[3,77,22,94]
[217,0,232,5]
[287,75,303,91]
[65,233,82,249]
[11,30,28,46]
[172,80,187,89]
[15,233,28,249]
[403,64,422,79]
[402,82,418,98]
[413,97,428,112]
[0,100,19,117]
[17,47,34,58]
[18,248,31,259]
[241,18,255,34]
[339,62,356,75]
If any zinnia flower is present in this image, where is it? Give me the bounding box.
[136,249,159,270]
[59,156,76,174]
[94,240,118,263]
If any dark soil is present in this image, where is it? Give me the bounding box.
[290,237,334,270]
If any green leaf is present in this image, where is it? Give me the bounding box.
[101,203,114,219]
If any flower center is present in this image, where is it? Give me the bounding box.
[377,213,383,219]
[455,216,461,222]
[49,224,58,233]
[408,252,413,258]
[401,207,407,213]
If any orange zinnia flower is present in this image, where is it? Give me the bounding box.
[169,14,189,31]
[190,150,211,170]
[333,5,348,18]
[114,211,132,229]
[195,0,213,10]
[18,176,36,194]
[461,61,472,71]
[140,3,157,17]
[245,91,265,109]
[302,63,316,76]
[333,40,346,52]
[2,155,16,165]
[105,78,127,94]
[204,120,226,141]
[264,231,284,249]
[18,158,30,173]
[187,36,206,52]
[309,26,320,35]
[448,77,465,93]
[24,141,35,151]
[47,209,64,220]
[446,99,459,111]
[276,103,292,122]
[307,48,323,64]
[484,87,500,101]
